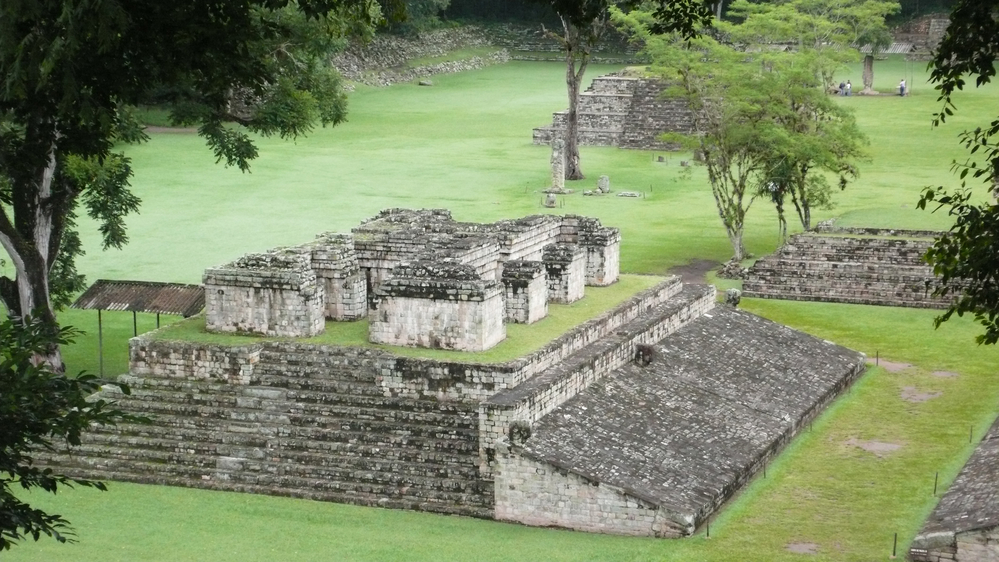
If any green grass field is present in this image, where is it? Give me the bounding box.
[5,55,999,561]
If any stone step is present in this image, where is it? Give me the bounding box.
[62,439,481,480]
[105,408,479,442]
[587,77,638,95]
[120,388,478,428]
[741,288,947,308]
[41,459,494,514]
[745,266,935,284]
[551,112,628,130]
[101,419,480,455]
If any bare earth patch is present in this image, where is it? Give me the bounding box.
[932,370,960,378]
[901,386,943,403]
[786,542,820,555]
[865,358,912,372]
[845,438,903,457]
[668,259,721,284]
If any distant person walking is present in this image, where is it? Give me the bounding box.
[846,80,852,96]
[839,81,846,95]
[899,79,906,96]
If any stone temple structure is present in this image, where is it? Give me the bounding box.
[201,209,621,350]
[41,209,867,538]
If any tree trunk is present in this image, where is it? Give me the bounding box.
[0,129,65,369]
[562,18,587,181]
[862,55,874,93]
[729,229,746,261]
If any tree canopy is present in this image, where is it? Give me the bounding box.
[619,4,867,260]
[917,0,999,344]
[0,0,386,347]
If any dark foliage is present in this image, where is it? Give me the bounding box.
[0,315,147,550]
[918,0,999,343]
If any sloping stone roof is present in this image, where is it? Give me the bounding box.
[520,306,865,523]
[914,416,999,546]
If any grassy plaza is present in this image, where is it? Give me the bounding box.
[4,56,999,561]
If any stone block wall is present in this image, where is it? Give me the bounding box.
[534,75,693,150]
[203,250,326,337]
[501,261,548,324]
[479,283,713,476]
[310,233,367,320]
[369,262,506,351]
[743,233,949,308]
[494,441,684,537]
[544,244,587,304]
[40,276,686,519]
[47,340,494,517]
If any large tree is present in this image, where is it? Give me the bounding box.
[917,0,999,344]
[533,0,712,181]
[726,0,899,91]
[757,54,868,231]
[0,0,386,363]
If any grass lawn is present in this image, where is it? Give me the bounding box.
[4,55,999,560]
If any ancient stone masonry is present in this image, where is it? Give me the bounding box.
[909,417,999,562]
[501,261,548,324]
[369,262,506,352]
[43,208,869,539]
[202,209,620,348]
[743,229,950,308]
[543,244,586,304]
[494,307,866,537]
[203,249,326,337]
[533,74,694,150]
[310,233,367,321]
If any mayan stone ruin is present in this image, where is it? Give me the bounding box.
[40,209,869,538]
[743,225,951,308]
[909,416,999,561]
[533,73,694,150]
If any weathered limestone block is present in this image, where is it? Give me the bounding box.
[369,262,506,351]
[203,249,325,337]
[597,175,610,193]
[543,244,587,304]
[309,233,366,320]
[494,439,683,537]
[578,222,621,286]
[501,261,548,324]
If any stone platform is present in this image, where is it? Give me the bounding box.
[909,417,999,561]
[533,74,693,150]
[42,280,866,537]
[494,306,866,537]
[743,228,950,308]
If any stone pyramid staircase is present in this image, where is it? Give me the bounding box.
[533,75,692,150]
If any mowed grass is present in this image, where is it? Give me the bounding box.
[5,56,999,560]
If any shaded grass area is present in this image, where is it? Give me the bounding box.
[150,274,664,364]
[10,300,999,562]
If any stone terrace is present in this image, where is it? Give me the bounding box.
[743,228,948,308]
[533,74,693,150]
[909,417,999,561]
[495,306,866,537]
